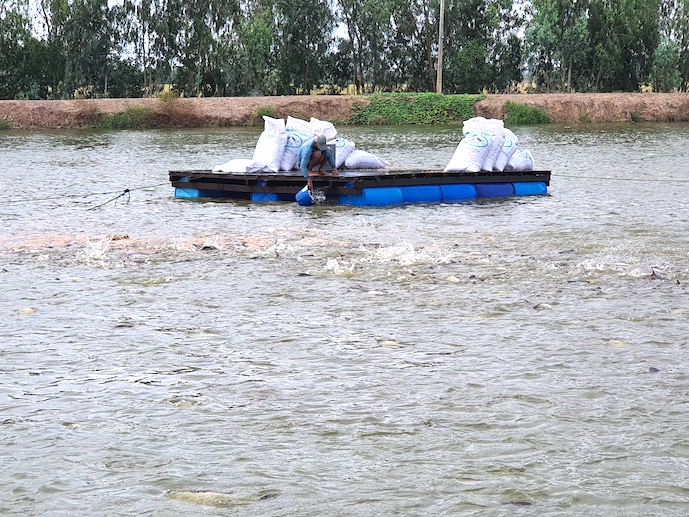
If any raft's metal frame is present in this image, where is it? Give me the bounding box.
[169,168,551,201]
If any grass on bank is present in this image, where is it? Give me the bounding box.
[0,119,10,130]
[88,94,552,130]
[350,93,484,125]
[504,101,550,124]
[99,106,156,129]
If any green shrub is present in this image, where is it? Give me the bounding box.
[630,111,642,122]
[349,93,483,125]
[253,105,276,120]
[158,89,179,102]
[100,106,155,129]
[0,119,11,130]
[504,101,550,125]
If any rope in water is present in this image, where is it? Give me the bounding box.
[2,182,169,207]
[551,173,689,182]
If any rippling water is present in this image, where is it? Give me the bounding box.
[2,123,689,516]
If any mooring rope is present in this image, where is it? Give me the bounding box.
[2,182,169,207]
[551,173,689,182]
[87,189,130,210]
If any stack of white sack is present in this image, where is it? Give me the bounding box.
[214,114,389,172]
[279,116,340,171]
[444,117,534,172]
[246,116,288,172]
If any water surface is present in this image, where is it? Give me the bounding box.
[2,123,689,516]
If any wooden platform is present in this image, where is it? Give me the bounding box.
[169,168,551,201]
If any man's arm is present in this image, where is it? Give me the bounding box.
[298,146,311,177]
[324,147,336,169]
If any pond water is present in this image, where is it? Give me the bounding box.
[2,123,689,516]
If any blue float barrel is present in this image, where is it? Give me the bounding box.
[440,184,478,202]
[252,192,278,202]
[175,187,200,198]
[175,187,228,198]
[339,187,404,206]
[476,182,515,198]
[513,182,547,196]
[401,185,442,203]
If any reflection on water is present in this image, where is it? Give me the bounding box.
[2,123,689,515]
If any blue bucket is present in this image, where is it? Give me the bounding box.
[295,186,314,206]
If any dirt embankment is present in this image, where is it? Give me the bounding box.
[1,93,688,130]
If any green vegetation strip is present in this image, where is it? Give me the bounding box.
[504,101,550,125]
[349,93,484,125]
[99,106,156,129]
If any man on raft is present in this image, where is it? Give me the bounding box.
[297,134,339,194]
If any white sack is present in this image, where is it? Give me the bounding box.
[344,149,389,169]
[212,158,252,173]
[279,129,308,171]
[463,117,507,171]
[493,128,519,172]
[280,116,313,171]
[506,148,534,171]
[462,116,488,134]
[248,116,287,173]
[328,138,356,168]
[443,130,491,172]
[482,119,505,171]
[309,117,337,140]
[286,116,312,135]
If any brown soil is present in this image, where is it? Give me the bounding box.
[1,93,689,130]
[473,93,689,123]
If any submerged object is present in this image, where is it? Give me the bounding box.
[169,168,550,207]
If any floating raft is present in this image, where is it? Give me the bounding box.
[169,169,551,206]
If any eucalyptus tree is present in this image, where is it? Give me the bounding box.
[115,0,156,94]
[233,1,276,95]
[442,0,518,93]
[0,6,46,98]
[413,0,440,91]
[337,0,432,93]
[588,0,660,91]
[60,0,113,95]
[152,0,239,96]
[484,0,524,92]
[35,0,70,96]
[651,39,682,91]
[335,0,364,92]
[273,0,335,94]
[355,0,394,90]
[386,0,437,91]
[660,0,689,90]
[523,0,589,92]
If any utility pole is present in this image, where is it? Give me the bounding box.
[436,0,445,94]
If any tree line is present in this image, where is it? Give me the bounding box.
[0,0,688,100]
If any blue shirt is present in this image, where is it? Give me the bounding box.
[297,137,336,178]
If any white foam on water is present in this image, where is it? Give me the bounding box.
[74,237,111,267]
[365,242,456,266]
[324,258,354,275]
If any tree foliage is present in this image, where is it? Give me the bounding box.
[0,0,687,99]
